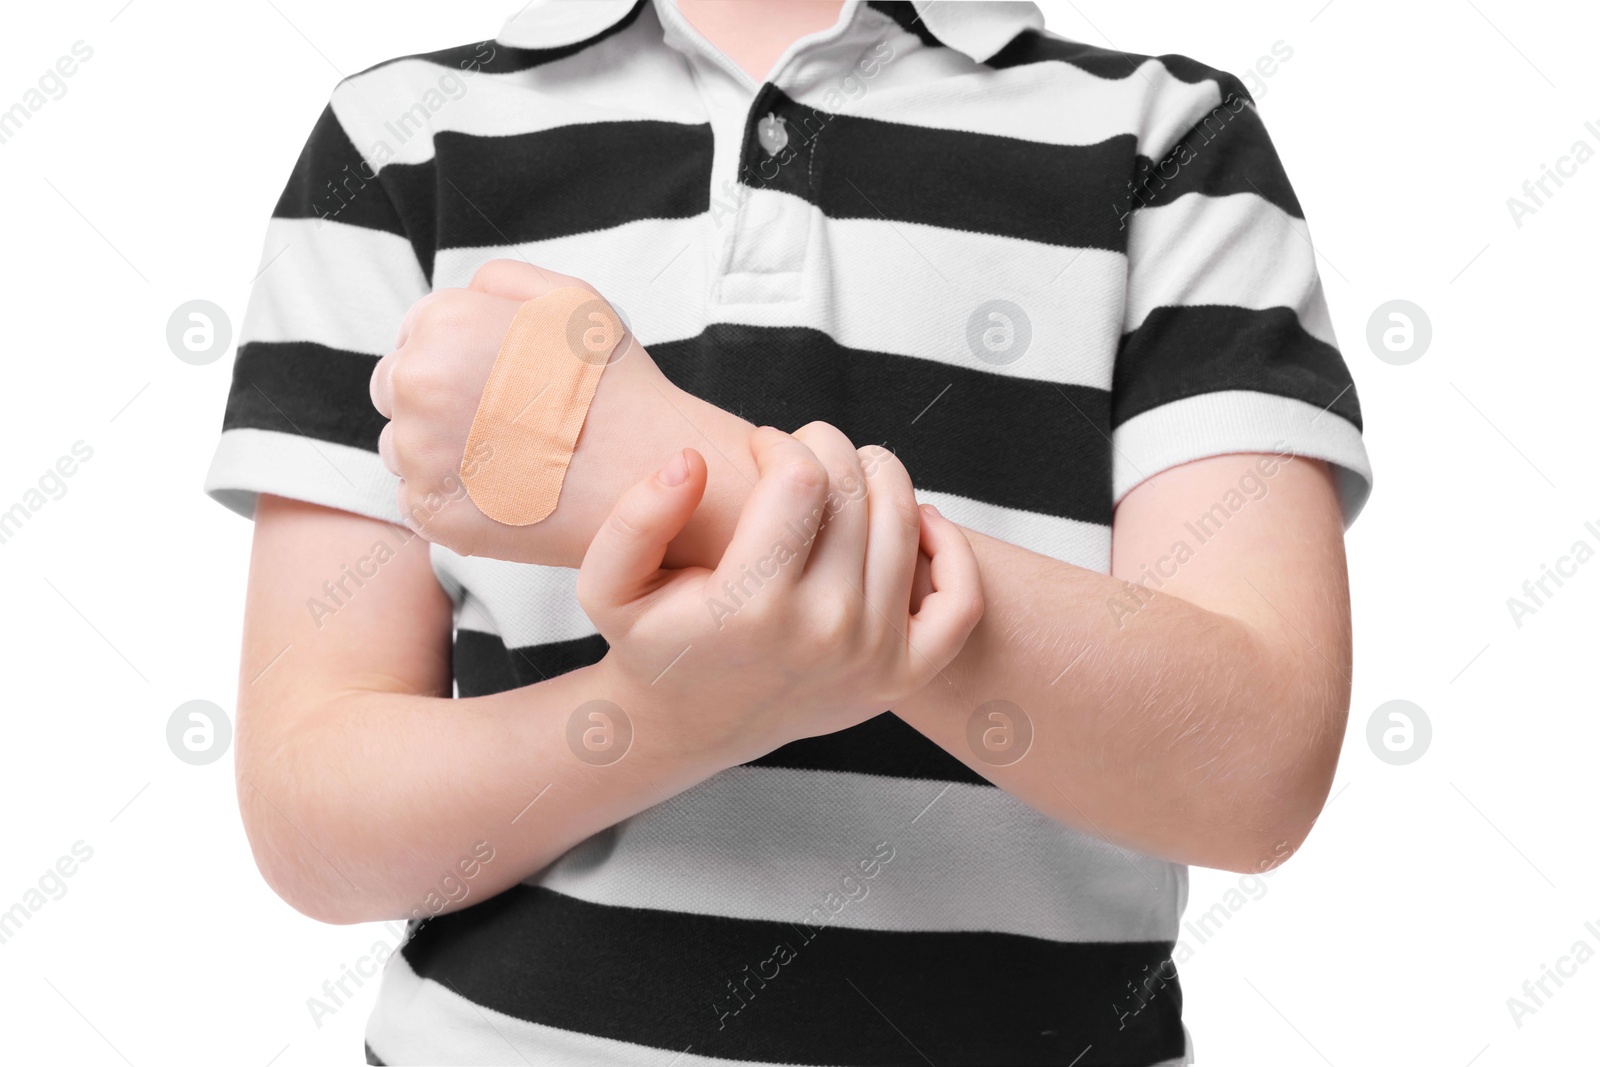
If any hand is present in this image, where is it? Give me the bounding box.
[577,423,984,763]
[368,262,616,561]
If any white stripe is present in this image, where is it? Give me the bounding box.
[1111,390,1373,527]
[433,551,593,647]
[241,218,425,355]
[432,208,1128,390]
[367,951,817,1066]
[434,488,1108,651]
[1125,191,1336,346]
[335,13,703,173]
[917,489,1109,568]
[837,48,1217,159]
[430,216,712,346]
[205,428,402,525]
[529,765,1183,943]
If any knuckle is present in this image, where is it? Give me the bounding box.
[957,585,986,630]
[388,358,432,400]
[574,570,603,615]
[412,290,470,335]
[888,493,922,535]
[777,457,829,494]
[604,503,650,544]
[469,259,525,291]
[860,443,904,480]
[806,596,856,646]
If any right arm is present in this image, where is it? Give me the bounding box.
[235,494,738,925]
[237,426,981,925]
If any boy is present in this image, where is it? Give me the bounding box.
[209,1,1371,1062]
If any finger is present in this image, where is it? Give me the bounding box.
[858,445,921,618]
[790,422,869,586]
[377,422,400,477]
[577,449,709,612]
[370,350,397,418]
[903,505,984,686]
[709,427,831,597]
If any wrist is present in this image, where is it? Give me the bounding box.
[588,650,760,772]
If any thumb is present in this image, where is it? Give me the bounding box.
[577,449,708,615]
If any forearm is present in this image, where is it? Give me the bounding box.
[460,352,1345,869]
[891,528,1348,871]
[238,648,735,926]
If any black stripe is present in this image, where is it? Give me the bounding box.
[748,711,989,785]
[863,1,942,49]
[988,29,1254,106]
[652,324,1114,528]
[739,85,1134,252]
[452,630,988,786]
[373,120,712,271]
[221,341,385,451]
[1114,305,1361,430]
[222,324,1114,526]
[1129,101,1302,218]
[272,104,413,240]
[982,32,1300,219]
[402,885,1184,1065]
[453,628,608,696]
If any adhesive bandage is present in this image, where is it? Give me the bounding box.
[461,287,626,526]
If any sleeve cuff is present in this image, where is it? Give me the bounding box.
[1111,389,1372,529]
[203,427,405,526]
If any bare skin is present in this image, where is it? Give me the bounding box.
[677,0,846,82]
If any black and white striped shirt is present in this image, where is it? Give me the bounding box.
[207,1,1371,1063]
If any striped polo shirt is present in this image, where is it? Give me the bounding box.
[206,1,1372,1063]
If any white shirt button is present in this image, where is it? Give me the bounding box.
[756,112,788,155]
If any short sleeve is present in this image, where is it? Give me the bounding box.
[1111,65,1372,527]
[204,84,429,524]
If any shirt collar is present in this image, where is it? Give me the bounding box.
[496,0,1043,64]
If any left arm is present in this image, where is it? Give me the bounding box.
[893,450,1351,874]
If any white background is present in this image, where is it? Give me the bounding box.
[1,1,1596,1064]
